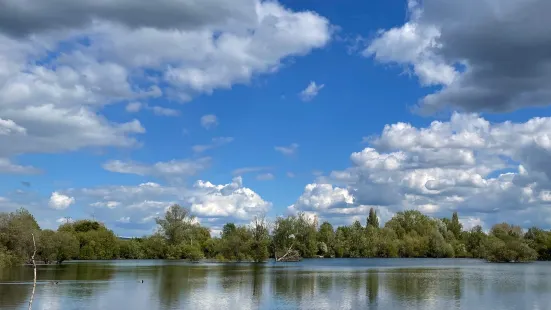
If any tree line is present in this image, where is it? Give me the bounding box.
[2,205,550,267]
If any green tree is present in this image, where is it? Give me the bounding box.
[448,212,462,239]
[250,216,270,262]
[156,204,197,245]
[219,224,252,261]
[0,208,40,263]
[367,208,379,229]
[38,229,57,264]
[524,227,551,260]
[53,231,79,264]
[317,222,335,257]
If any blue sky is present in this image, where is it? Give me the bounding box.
[1,0,551,236]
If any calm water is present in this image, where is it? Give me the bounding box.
[1,259,550,310]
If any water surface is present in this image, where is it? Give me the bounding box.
[1,259,550,310]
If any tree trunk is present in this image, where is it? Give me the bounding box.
[28,233,37,310]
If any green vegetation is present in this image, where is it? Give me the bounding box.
[1,206,550,266]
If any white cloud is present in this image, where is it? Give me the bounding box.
[365,0,551,113]
[90,201,120,209]
[189,177,271,220]
[200,114,218,129]
[0,158,40,174]
[232,166,272,176]
[150,106,179,117]
[290,113,551,229]
[0,118,26,135]
[286,172,296,178]
[103,158,210,178]
[0,0,331,172]
[299,81,325,101]
[59,177,271,235]
[117,217,131,224]
[275,143,299,156]
[126,102,179,116]
[192,137,234,153]
[48,192,75,210]
[256,173,275,181]
[125,102,142,113]
[56,217,73,224]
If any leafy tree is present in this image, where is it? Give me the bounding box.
[524,227,551,260]
[219,224,252,261]
[367,208,379,229]
[317,222,335,257]
[385,210,436,239]
[118,239,145,259]
[53,231,79,264]
[250,216,270,262]
[38,229,57,264]
[448,212,462,239]
[156,204,197,245]
[0,208,40,263]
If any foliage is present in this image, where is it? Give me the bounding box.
[155,204,197,245]
[2,207,551,265]
[367,208,379,229]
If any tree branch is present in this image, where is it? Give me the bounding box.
[28,233,37,310]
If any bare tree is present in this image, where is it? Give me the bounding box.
[28,233,37,310]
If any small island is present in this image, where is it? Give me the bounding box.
[1,205,549,267]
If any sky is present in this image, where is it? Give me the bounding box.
[1,0,551,237]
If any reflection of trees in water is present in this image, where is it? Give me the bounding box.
[157,264,208,309]
[274,269,317,301]
[0,281,29,308]
[0,263,116,308]
[0,266,33,308]
[381,268,462,307]
[366,270,379,306]
[251,264,265,303]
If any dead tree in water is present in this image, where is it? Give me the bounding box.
[28,233,37,310]
[275,234,301,262]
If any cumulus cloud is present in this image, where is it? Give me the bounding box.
[365,0,551,113]
[299,81,325,101]
[200,114,218,129]
[49,192,75,210]
[0,0,331,172]
[60,177,270,235]
[102,158,210,178]
[275,143,299,156]
[290,113,551,229]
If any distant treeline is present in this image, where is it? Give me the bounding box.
[1,205,550,266]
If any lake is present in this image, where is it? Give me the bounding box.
[1,259,550,310]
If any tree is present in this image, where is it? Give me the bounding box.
[448,212,462,239]
[525,227,551,260]
[317,222,335,257]
[250,216,270,262]
[156,204,196,245]
[37,230,57,264]
[53,231,79,264]
[272,216,300,261]
[219,224,252,261]
[0,208,40,263]
[367,208,379,229]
